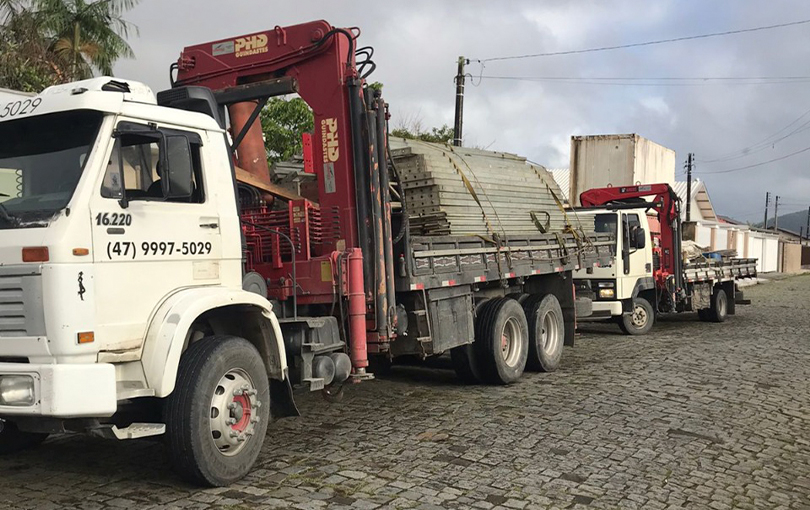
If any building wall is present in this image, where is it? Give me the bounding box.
[781,244,803,273]
[685,220,780,272]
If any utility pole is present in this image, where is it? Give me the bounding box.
[774,195,780,231]
[452,56,467,147]
[763,192,770,228]
[685,153,693,222]
[805,206,810,243]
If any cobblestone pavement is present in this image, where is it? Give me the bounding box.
[1,276,809,510]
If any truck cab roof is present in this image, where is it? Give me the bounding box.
[3,77,224,133]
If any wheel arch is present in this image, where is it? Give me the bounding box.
[141,288,288,399]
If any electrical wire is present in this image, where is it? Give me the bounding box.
[698,144,810,174]
[480,18,810,62]
[699,105,810,163]
[475,75,810,87]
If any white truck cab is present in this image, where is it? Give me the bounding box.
[574,208,656,334]
[0,78,297,486]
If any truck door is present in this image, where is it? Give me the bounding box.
[89,121,222,351]
[619,213,651,298]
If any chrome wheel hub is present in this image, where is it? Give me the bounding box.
[500,317,523,367]
[209,368,260,457]
[631,305,648,328]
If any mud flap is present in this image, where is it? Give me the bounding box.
[270,377,300,418]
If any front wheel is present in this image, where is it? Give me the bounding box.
[619,297,655,335]
[0,421,48,454]
[164,335,270,487]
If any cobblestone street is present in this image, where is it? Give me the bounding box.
[0,276,808,510]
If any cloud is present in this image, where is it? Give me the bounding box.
[113,0,810,221]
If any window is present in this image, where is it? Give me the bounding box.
[0,110,103,228]
[594,213,618,236]
[101,124,204,203]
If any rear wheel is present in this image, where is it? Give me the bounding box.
[451,343,484,384]
[475,298,529,384]
[619,297,655,335]
[0,421,48,454]
[705,289,728,323]
[524,294,564,372]
[164,335,270,487]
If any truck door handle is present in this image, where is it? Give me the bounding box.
[199,223,219,229]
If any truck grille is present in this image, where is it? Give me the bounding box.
[0,273,44,337]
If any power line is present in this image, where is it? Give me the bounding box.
[481,18,810,62]
[475,75,810,87]
[482,76,810,81]
[699,105,810,163]
[699,144,810,174]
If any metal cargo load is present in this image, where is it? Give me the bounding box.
[569,134,676,206]
[390,138,569,237]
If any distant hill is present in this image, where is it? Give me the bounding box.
[759,209,810,234]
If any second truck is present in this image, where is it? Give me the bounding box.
[573,183,756,335]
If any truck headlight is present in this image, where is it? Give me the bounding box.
[0,375,35,406]
[599,288,615,299]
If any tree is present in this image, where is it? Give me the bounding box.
[37,0,140,80]
[259,97,314,164]
[0,1,67,91]
[391,123,454,144]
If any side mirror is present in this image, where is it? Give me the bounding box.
[162,135,194,199]
[633,227,647,249]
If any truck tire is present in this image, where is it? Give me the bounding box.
[706,288,728,323]
[475,298,529,384]
[451,343,484,384]
[164,335,270,487]
[0,421,48,454]
[524,294,564,372]
[619,297,654,335]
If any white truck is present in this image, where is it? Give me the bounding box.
[573,184,756,334]
[0,78,328,486]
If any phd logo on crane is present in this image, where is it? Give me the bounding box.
[321,118,340,163]
[212,34,269,58]
[321,118,339,194]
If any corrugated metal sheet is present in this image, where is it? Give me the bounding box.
[569,134,676,205]
[549,169,570,202]
[390,138,569,236]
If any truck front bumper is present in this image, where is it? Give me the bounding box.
[0,363,116,418]
[591,300,623,317]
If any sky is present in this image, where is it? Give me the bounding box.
[113,0,810,223]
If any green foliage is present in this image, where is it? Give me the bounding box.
[391,124,454,144]
[0,0,139,90]
[259,97,314,164]
[38,0,140,80]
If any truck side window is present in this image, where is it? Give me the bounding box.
[101,130,205,203]
[623,213,641,244]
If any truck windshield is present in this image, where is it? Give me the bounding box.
[0,110,103,229]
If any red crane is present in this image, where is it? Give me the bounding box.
[170,20,397,375]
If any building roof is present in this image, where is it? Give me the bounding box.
[549,169,570,202]
[671,180,717,222]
